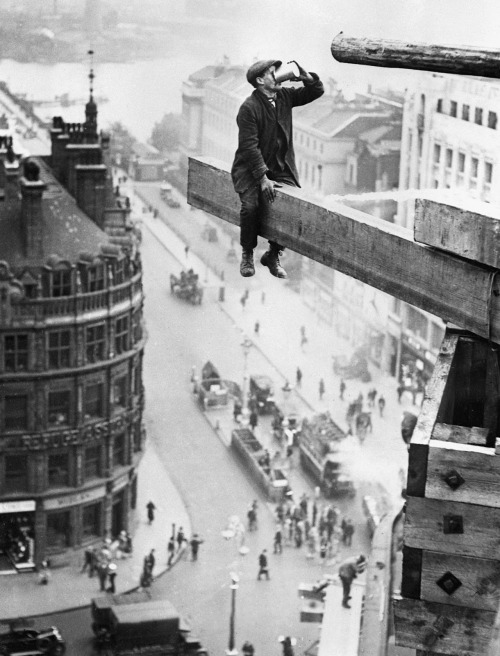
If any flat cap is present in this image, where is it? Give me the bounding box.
[246,59,282,85]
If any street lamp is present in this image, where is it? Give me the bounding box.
[226,572,240,656]
[240,335,253,426]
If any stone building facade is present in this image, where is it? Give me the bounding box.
[0,92,145,571]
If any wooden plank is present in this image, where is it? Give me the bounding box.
[484,348,500,443]
[187,158,500,345]
[330,33,500,79]
[426,439,500,507]
[405,497,500,558]
[420,551,500,612]
[394,597,497,655]
[414,199,500,269]
[432,424,489,446]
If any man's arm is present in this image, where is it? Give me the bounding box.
[288,71,325,107]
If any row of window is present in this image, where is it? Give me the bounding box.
[294,130,324,153]
[4,434,134,494]
[298,159,323,190]
[437,98,498,129]
[405,305,444,352]
[432,144,493,196]
[1,369,141,433]
[2,311,142,373]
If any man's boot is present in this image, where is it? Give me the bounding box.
[260,246,287,279]
[240,249,255,277]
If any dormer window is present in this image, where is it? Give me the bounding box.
[51,270,71,297]
[88,265,105,292]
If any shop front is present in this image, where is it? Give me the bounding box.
[0,499,36,573]
[400,333,437,394]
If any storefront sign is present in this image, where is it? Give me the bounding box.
[43,485,105,510]
[0,500,36,514]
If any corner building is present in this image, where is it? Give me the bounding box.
[0,96,146,571]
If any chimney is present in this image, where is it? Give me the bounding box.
[4,158,20,201]
[20,160,46,258]
[75,164,107,228]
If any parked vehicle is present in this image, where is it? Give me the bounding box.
[0,625,66,656]
[298,412,355,497]
[249,375,275,414]
[91,593,207,656]
[170,270,203,305]
[197,361,229,408]
[332,348,371,382]
[160,182,181,208]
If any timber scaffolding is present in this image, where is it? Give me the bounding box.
[187,35,500,656]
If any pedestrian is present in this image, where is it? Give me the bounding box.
[146,500,156,524]
[261,291,266,304]
[232,59,324,278]
[397,383,404,403]
[240,294,247,311]
[247,506,257,531]
[339,378,346,401]
[300,325,306,340]
[145,548,156,576]
[176,527,185,552]
[167,537,175,566]
[185,244,190,258]
[249,409,258,431]
[299,493,308,518]
[233,399,242,423]
[319,536,328,563]
[257,549,270,580]
[189,534,204,561]
[344,518,355,547]
[97,561,108,591]
[378,395,386,417]
[81,546,94,574]
[254,320,260,336]
[38,559,51,585]
[273,526,283,554]
[107,563,117,593]
[338,554,366,608]
[300,334,308,350]
[296,367,302,387]
[319,378,325,401]
[242,641,255,656]
[280,637,295,656]
[312,500,318,527]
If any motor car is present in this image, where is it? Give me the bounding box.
[0,627,66,656]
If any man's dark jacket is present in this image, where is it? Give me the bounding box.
[231,73,324,194]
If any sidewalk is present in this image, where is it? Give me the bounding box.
[0,441,191,620]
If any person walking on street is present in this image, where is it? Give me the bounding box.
[257,549,270,579]
[232,60,324,279]
[254,320,260,336]
[273,526,283,554]
[184,244,190,258]
[97,561,108,591]
[146,500,156,524]
[107,563,117,593]
[145,549,156,577]
[249,409,258,431]
[319,378,325,401]
[338,554,366,608]
[378,395,386,417]
[81,546,94,575]
[339,378,346,401]
[38,560,51,585]
[189,534,204,561]
[176,527,185,552]
[296,367,302,387]
[167,537,175,566]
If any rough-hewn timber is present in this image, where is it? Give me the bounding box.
[330,33,500,79]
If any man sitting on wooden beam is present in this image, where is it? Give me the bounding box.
[231,59,324,278]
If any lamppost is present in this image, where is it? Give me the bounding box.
[226,572,240,656]
[240,335,253,426]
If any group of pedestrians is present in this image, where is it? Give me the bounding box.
[81,541,119,593]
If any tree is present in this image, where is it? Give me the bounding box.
[150,113,182,153]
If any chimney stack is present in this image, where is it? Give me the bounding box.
[75,164,107,228]
[20,160,46,258]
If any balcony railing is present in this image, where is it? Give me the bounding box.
[10,273,143,323]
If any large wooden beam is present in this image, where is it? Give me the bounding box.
[187,157,500,344]
[330,33,500,79]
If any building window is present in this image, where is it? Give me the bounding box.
[86,324,106,363]
[132,311,142,343]
[320,144,324,154]
[4,455,28,492]
[47,511,71,548]
[133,364,142,396]
[113,433,126,467]
[4,334,28,372]
[4,395,28,431]
[84,383,104,420]
[483,161,493,201]
[113,376,127,410]
[306,137,310,148]
[407,306,429,341]
[48,452,70,487]
[475,107,483,125]
[48,330,71,369]
[88,265,105,292]
[114,259,126,285]
[449,101,457,117]
[462,104,470,121]
[457,152,466,187]
[470,157,479,190]
[51,270,71,297]
[445,148,453,169]
[488,111,498,129]
[84,445,101,479]
[48,391,71,427]
[436,98,443,113]
[82,502,101,539]
[433,144,441,163]
[115,316,129,355]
